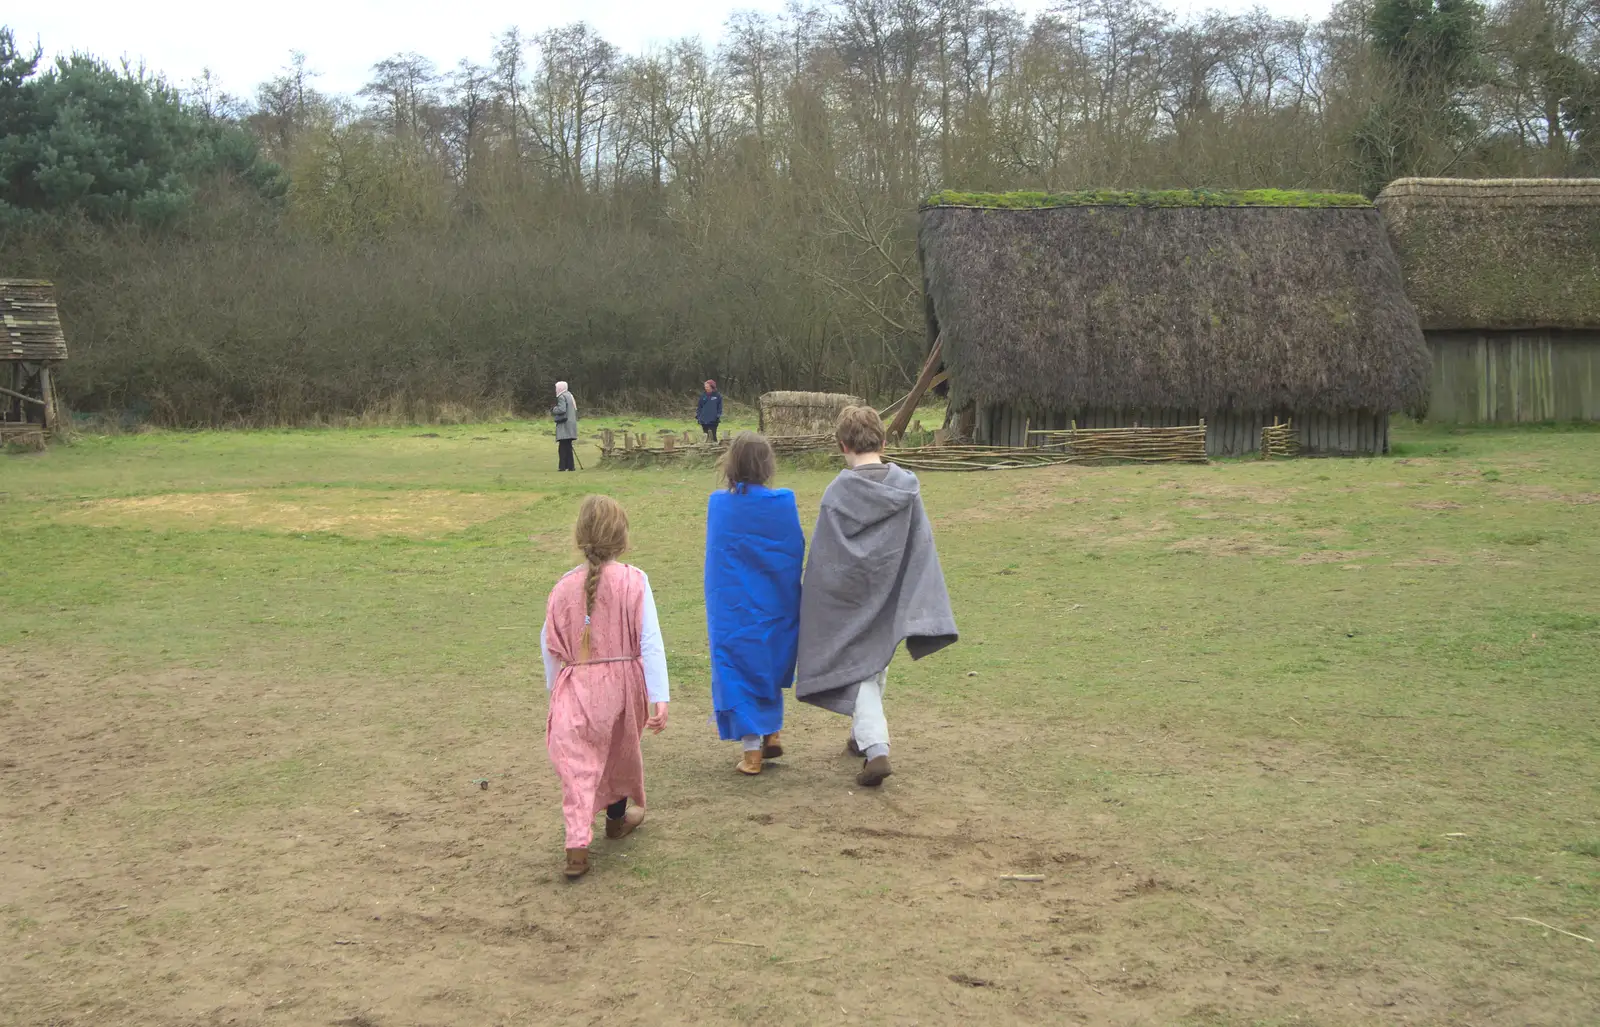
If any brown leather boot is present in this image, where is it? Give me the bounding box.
[856,754,893,787]
[762,732,784,759]
[844,737,864,758]
[564,847,589,879]
[605,806,646,839]
[737,749,763,775]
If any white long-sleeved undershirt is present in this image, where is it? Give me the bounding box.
[540,570,670,704]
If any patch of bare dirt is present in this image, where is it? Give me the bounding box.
[1493,484,1600,504]
[1168,536,1289,558]
[1292,550,1375,565]
[1184,484,1303,504]
[0,651,1574,1026]
[941,468,1085,525]
[51,488,540,539]
[1412,500,1464,511]
[1393,548,1462,567]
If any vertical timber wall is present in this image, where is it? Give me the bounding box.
[976,405,1390,456]
[1426,330,1600,423]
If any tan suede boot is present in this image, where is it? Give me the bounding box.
[605,806,646,839]
[564,847,589,879]
[737,749,763,775]
[762,732,784,759]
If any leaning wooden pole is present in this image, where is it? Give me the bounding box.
[887,335,943,442]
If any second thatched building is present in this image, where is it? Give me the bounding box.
[1375,177,1600,423]
[918,190,1431,456]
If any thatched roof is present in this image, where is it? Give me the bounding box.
[1375,178,1600,330]
[918,199,1429,417]
[2,279,69,361]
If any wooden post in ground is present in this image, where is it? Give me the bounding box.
[887,335,943,442]
[38,367,57,433]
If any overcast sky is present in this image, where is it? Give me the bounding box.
[10,0,1335,99]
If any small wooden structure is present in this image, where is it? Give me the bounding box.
[1376,178,1600,423]
[2,279,68,443]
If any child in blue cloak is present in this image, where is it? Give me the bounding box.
[705,431,805,775]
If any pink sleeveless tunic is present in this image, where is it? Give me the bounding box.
[544,562,649,849]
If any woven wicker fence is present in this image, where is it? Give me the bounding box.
[599,423,1215,470]
[1260,419,1302,459]
[1025,424,1208,465]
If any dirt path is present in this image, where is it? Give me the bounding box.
[0,651,1576,1026]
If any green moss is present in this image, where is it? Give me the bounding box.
[923,188,1373,210]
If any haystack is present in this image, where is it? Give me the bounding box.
[918,189,1431,455]
[759,391,866,436]
[1375,178,1600,423]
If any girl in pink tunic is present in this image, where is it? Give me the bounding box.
[540,495,671,879]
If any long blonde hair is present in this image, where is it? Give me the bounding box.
[573,494,630,658]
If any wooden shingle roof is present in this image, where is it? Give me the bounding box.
[2,279,69,362]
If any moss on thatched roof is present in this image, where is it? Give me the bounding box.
[1375,178,1600,330]
[918,203,1428,416]
[924,188,1371,210]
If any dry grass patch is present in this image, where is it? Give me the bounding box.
[1292,550,1375,564]
[1168,535,1289,557]
[51,488,541,538]
[1183,483,1304,504]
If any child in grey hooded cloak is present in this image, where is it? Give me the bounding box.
[795,460,957,781]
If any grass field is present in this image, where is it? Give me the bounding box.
[2,416,1597,1026]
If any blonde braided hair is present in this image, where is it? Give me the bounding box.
[573,495,630,660]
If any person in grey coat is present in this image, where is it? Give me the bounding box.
[552,381,578,471]
[795,405,957,787]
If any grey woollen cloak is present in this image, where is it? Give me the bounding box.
[795,463,958,714]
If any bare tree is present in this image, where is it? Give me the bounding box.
[530,23,618,188]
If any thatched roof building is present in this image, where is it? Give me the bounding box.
[759,391,865,436]
[918,190,1431,455]
[2,278,69,442]
[1375,178,1600,423]
[1376,178,1600,331]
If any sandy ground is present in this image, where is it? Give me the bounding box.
[8,647,1570,1027]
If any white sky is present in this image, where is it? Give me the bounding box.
[10,0,1335,99]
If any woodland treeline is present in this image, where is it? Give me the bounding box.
[3,0,1597,423]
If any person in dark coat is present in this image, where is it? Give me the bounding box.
[552,381,578,471]
[696,380,723,443]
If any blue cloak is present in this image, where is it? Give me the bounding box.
[705,485,805,741]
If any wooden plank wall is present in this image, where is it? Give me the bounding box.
[1427,330,1600,423]
[1295,411,1389,455]
[979,404,1391,456]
